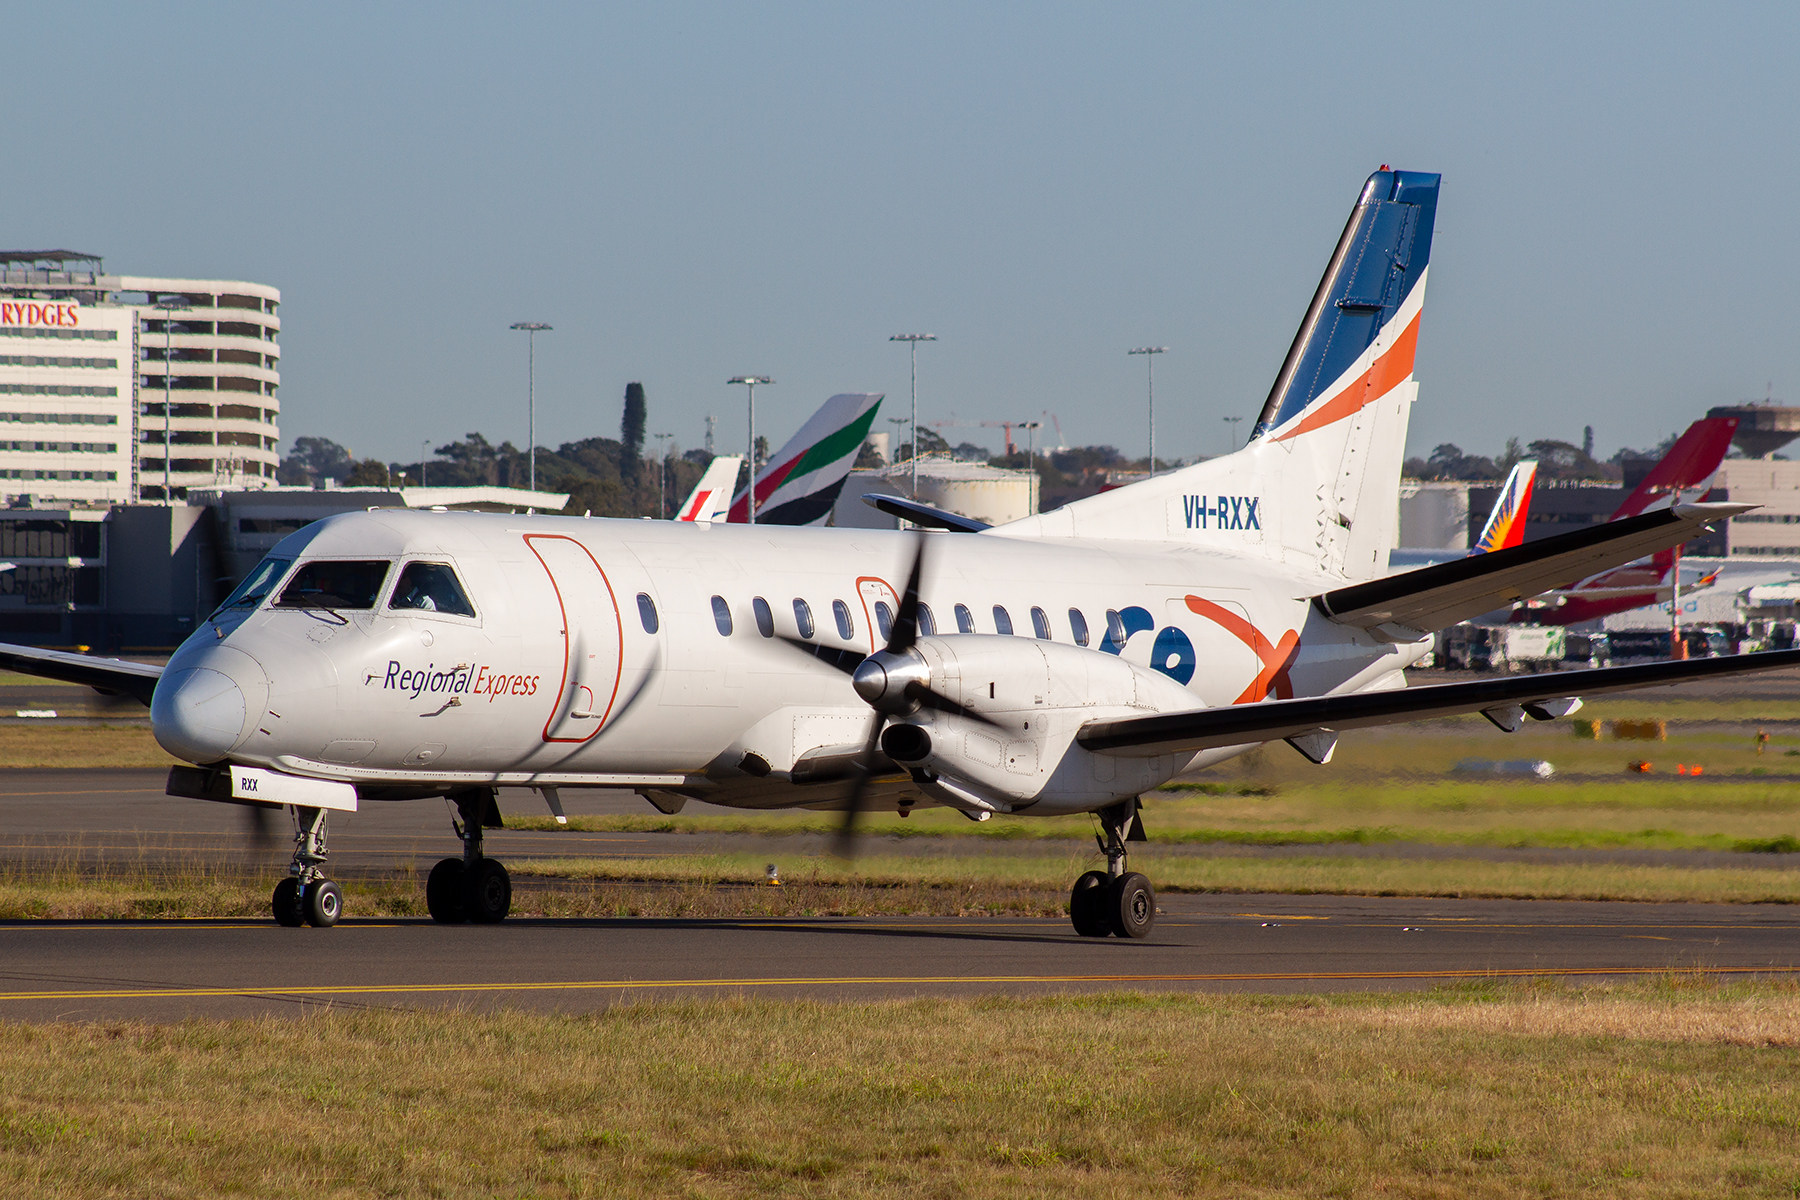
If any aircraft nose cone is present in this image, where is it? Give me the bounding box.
[152,647,269,764]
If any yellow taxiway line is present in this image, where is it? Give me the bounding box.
[3,964,1799,1003]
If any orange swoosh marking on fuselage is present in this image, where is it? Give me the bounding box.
[1272,309,1421,443]
[1184,595,1300,704]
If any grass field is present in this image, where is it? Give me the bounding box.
[1,981,1796,1197]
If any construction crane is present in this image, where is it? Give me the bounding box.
[929,413,1067,458]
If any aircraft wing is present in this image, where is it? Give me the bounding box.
[0,642,163,705]
[1315,502,1746,638]
[1078,647,1800,757]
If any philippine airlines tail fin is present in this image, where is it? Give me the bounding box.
[995,168,1440,584]
[673,455,742,524]
[1610,417,1738,520]
[1471,460,1538,553]
[727,393,883,526]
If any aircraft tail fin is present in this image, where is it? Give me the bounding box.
[993,168,1440,584]
[674,455,742,524]
[1611,417,1738,520]
[728,393,883,526]
[1471,459,1538,553]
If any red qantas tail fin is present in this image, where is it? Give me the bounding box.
[1611,417,1738,520]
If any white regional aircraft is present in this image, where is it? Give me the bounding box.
[4,167,1798,937]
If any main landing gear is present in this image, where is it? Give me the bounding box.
[1069,797,1155,939]
[426,787,513,924]
[272,805,343,928]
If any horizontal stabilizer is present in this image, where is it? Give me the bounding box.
[861,493,990,533]
[1078,647,1800,757]
[1315,502,1747,638]
[0,642,162,705]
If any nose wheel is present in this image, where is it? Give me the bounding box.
[426,788,513,924]
[1069,797,1156,939]
[271,806,343,927]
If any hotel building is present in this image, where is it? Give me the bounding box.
[0,250,280,506]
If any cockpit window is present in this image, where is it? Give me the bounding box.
[275,560,391,611]
[215,555,292,613]
[388,562,476,617]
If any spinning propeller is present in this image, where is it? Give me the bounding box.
[779,532,996,858]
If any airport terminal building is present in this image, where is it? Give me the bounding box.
[0,251,281,507]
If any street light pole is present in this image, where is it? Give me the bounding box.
[1222,415,1243,454]
[1128,347,1167,477]
[509,322,552,492]
[728,377,772,524]
[153,297,191,506]
[420,439,430,488]
[890,334,936,498]
[652,432,672,519]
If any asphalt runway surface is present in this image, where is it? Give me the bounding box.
[0,771,1796,1020]
[1,894,1797,1021]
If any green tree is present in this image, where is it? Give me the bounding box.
[621,382,647,485]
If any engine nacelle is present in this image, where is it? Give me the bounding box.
[883,635,1231,816]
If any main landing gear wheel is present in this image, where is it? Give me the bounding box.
[426,858,465,924]
[429,789,514,925]
[304,879,343,928]
[1069,870,1111,937]
[1068,797,1157,939]
[464,858,512,924]
[1107,872,1155,939]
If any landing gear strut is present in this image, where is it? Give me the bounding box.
[272,805,343,928]
[426,787,512,924]
[1069,796,1155,939]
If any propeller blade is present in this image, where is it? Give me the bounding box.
[885,531,928,654]
[774,636,865,676]
[909,683,1004,728]
[830,712,887,861]
[241,804,279,851]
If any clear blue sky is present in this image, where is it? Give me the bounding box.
[8,2,1798,467]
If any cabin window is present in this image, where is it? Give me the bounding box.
[752,596,774,638]
[215,554,290,613]
[1030,606,1051,640]
[275,560,390,611]
[711,595,733,636]
[954,603,974,633]
[833,599,854,640]
[1105,609,1127,652]
[874,600,894,641]
[388,562,477,618]
[993,605,1014,635]
[793,598,814,639]
[917,603,936,637]
[1068,607,1089,647]
[637,592,659,634]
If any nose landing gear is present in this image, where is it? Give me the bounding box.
[272,805,342,928]
[426,787,513,924]
[1068,797,1155,939]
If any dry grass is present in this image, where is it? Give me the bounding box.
[515,848,1800,905]
[0,724,173,769]
[2,982,1798,1197]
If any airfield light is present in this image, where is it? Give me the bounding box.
[653,432,673,519]
[510,322,553,493]
[728,377,773,524]
[890,334,937,499]
[1223,414,1243,454]
[1128,347,1167,478]
[152,297,192,505]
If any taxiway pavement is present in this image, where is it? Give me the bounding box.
[0,893,1796,1021]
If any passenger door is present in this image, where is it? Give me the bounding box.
[524,534,624,743]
